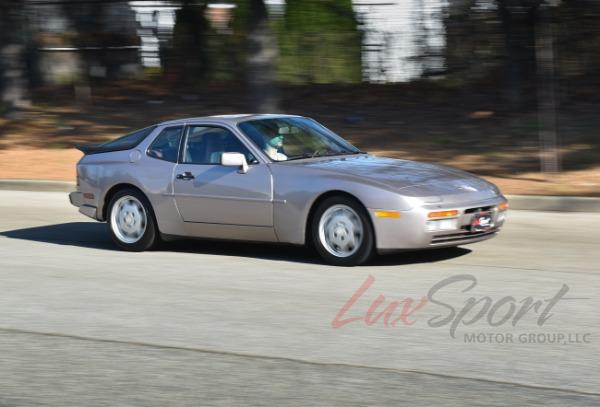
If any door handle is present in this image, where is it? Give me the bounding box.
[176,171,195,181]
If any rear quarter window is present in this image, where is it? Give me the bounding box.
[101,125,157,151]
[147,126,183,162]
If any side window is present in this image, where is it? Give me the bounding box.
[147,126,183,163]
[182,126,258,165]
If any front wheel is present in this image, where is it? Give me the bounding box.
[107,188,158,251]
[311,196,375,266]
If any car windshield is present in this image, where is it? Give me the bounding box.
[238,117,362,161]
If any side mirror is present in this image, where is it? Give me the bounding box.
[221,152,248,174]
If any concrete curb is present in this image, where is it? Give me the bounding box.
[0,179,75,193]
[505,195,600,213]
[0,179,599,212]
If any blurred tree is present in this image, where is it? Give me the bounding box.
[164,0,278,110]
[167,0,209,86]
[0,0,31,115]
[61,1,107,102]
[277,0,362,84]
[554,1,600,83]
[496,0,543,110]
[203,5,243,82]
[245,0,279,112]
[444,0,477,80]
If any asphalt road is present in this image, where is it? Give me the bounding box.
[0,190,599,406]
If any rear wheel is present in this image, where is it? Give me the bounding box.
[311,196,374,266]
[108,188,157,251]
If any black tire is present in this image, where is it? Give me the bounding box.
[107,188,158,251]
[310,195,375,266]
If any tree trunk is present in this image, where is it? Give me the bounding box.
[169,0,209,85]
[497,1,541,111]
[0,1,31,114]
[246,0,279,113]
[444,0,476,79]
[61,2,107,103]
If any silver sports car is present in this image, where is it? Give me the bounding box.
[69,114,508,266]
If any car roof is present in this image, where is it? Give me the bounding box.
[157,113,303,127]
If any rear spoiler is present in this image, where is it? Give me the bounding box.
[75,143,127,155]
[76,143,103,155]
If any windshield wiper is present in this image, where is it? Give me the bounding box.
[286,150,366,161]
[286,153,314,161]
[315,150,366,157]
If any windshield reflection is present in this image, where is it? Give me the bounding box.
[239,117,362,162]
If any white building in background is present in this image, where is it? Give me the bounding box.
[28,0,447,82]
[129,0,450,83]
[127,0,448,82]
[353,0,448,83]
[129,1,180,68]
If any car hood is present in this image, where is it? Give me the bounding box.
[294,154,499,203]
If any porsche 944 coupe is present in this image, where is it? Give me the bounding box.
[69,114,508,266]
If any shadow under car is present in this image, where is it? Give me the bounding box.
[0,222,472,266]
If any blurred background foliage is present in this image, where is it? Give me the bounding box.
[0,0,599,194]
[1,0,599,108]
[277,0,361,84]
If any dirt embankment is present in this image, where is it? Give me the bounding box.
[1,81,598,196]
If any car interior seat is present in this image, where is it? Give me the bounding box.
[203,132,226,164]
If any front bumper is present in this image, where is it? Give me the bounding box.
[372,196,507,251]
[69,191,98,220]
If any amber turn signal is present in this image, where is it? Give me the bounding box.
[498,201,509,211]
[428,210,459,219]
[374,210,401,218]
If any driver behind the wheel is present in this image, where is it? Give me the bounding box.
[264,127,288,161]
